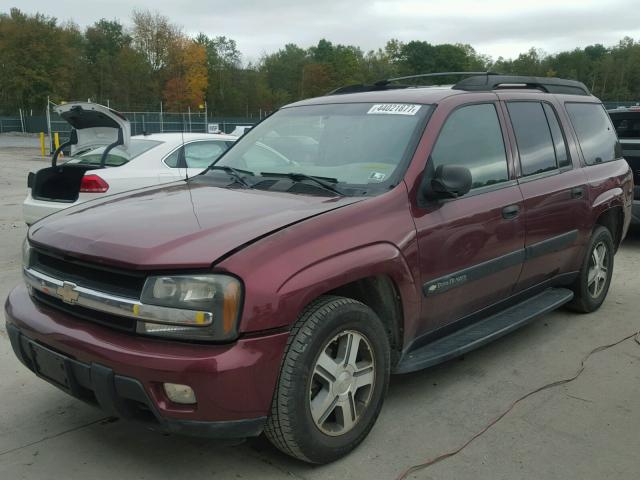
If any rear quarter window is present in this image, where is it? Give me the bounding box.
[565,103,621,165]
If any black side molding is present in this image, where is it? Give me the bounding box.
[525,230,578,260]
[423,249,524,296]
[423,230,579,296]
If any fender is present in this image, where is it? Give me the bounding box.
[275,242,420,340]
[591,186,624,214]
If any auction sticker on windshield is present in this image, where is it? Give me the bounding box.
[367,104,421,115]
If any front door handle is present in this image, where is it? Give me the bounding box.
[571,187,585,199]
[502,204,520,220]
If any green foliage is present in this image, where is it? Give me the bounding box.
[3,7,640,116]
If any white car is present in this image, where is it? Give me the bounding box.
[230,125,253,136]
[23,102,237,224]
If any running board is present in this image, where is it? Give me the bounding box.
[394,288,574,374]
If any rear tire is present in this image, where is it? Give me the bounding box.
[264,295,390,464]
[567,225,614,313]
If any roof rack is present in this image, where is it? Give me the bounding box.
[327,72,591,97]
[326,84,409,95]
[327,71,497,96]
[375,71,497,86]
[453,75,591,96]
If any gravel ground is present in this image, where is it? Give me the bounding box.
[0,147,639,479]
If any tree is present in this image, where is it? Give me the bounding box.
[84,19,131,103]
[131,9,181,71]
[261,43,308,101]
[163,39,208,110]
[0,8,86,113]
[4,6,640,116]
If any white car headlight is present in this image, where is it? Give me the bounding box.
[22,238,32,268]
[137,274,242,341]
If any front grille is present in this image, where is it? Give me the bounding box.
[32,289,136,332]
[31,249,145,299]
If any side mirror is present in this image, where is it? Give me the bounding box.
[421,165,472,201]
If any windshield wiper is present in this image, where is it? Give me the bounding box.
[260,172,343,196]
[208,165,254,188]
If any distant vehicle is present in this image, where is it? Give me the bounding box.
[607,106,640,224]
[23,102,237,224]
[230,125,253,136]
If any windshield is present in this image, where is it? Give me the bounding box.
[69,139,162,166]
[211,102,431,195]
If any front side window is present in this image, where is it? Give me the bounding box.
[508,102,558,176]
[429,103,509,190]
[212,102,431,195]
[566,103,621,165]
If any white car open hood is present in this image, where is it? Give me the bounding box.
[54,102,131,155]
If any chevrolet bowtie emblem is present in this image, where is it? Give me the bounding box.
[57,282,80,305]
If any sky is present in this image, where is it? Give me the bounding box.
[12,0,640,63]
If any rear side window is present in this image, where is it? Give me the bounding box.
[184,141,227,168]
[165,141,230,169]
[430,103,509,189]
[507,102,564,176]
[566,103,620,165]
[74,139,161,167]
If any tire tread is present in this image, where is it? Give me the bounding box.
[264,295,367,462]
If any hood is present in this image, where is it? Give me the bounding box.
[54,102,131,155]
[29,182,362,269]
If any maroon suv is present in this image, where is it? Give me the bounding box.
[5,74,633,464]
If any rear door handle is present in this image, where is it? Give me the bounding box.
[571,187,585,199]
[502,204,520,219]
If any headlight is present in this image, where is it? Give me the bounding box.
[137,274,242,341]
[22,238,32,268]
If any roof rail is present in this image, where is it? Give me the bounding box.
[375,71,498,86]
[326,83,412,95]
[453,75,591,96]
[327,72,498,96]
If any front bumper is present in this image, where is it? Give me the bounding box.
[5,285,289,438]
[632,199,640,225]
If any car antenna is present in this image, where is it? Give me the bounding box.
[182,107,188,182]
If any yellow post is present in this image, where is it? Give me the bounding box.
[54,132,60,150]
[39,132,45,157]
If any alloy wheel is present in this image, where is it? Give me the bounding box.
[309,330,376,436]
[587,241,609,298]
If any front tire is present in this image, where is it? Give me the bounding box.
[568,225,614,313]
[264,296,390,464]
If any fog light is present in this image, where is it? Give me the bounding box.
[163,383,196,404]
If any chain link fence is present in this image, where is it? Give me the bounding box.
[0,117,23,133]
[1,101,259,152]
